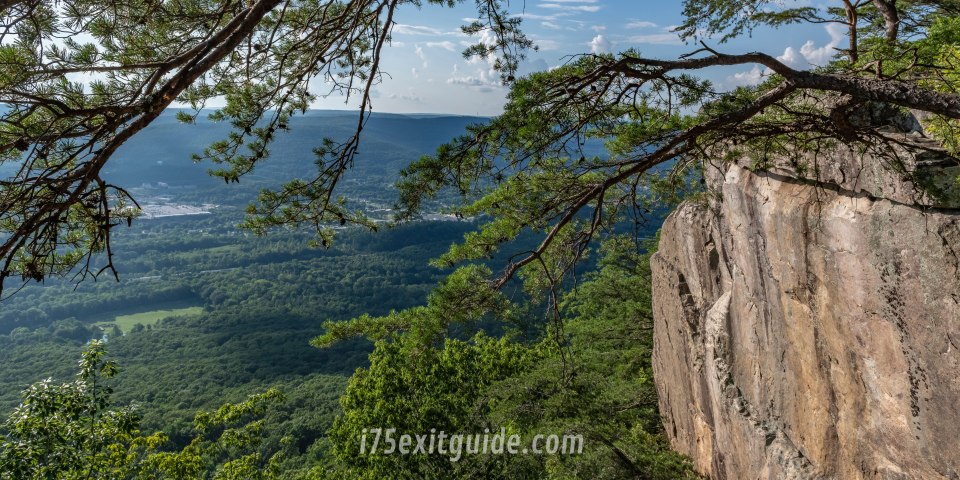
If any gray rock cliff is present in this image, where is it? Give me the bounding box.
[652,144,960,479]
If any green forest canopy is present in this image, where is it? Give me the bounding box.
[3,0,960,478]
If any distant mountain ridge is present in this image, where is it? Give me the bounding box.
[102,110,488,206]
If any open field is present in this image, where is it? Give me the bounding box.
[139,204,211,219]
[91,302,203,332]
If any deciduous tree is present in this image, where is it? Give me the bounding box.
[0,341,294,479]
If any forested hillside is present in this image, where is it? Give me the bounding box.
[0,112,563,475]
[0,216,511,470]
[4,0,960,476]
[0,109,670,477]
[0,219,677,479]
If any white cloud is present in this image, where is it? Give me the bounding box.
[538,3,601,12]
[479,67,500,84]
[625,21,657,29]
[452,64,458,74]
[543,22,562,29]
[803,23,846,66]
[512,13,569,20]
[448,63,504,87]
[777,24,846,69]
[394,24,446,35]
[627,33,682,45]
[390,41,406,47]
[466,53,496,68]
[587,35,616,54]
[411,67,419,78]
[426,41,457,51]
[590,25,606,33]
[460,29,499,52]
[723,65,767,88]
[388,89,423,102]
[477,29,498,47]
[777,46,804,69]
[414,44,428,67]
[448,76,489,86]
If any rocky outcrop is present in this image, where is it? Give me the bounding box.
[652,149,960,479]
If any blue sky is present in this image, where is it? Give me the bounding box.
[310,0,848,115]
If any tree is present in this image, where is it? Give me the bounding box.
[310,4,960,472]
[0,341,163,479]
[315,235,699,479]
[314,1,960,349]
[320,332,543,479]
[0,0,533,295]
[3,1,958,297]
[475,235,696,480]
[0,341,293,479]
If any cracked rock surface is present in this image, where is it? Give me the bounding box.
[652,162,960,479]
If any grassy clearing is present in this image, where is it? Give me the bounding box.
[92,302,203,332]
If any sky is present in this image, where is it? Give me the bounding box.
[310,0,849,116]
[46,0,849,116]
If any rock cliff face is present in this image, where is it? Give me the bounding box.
[651,147,960,479]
